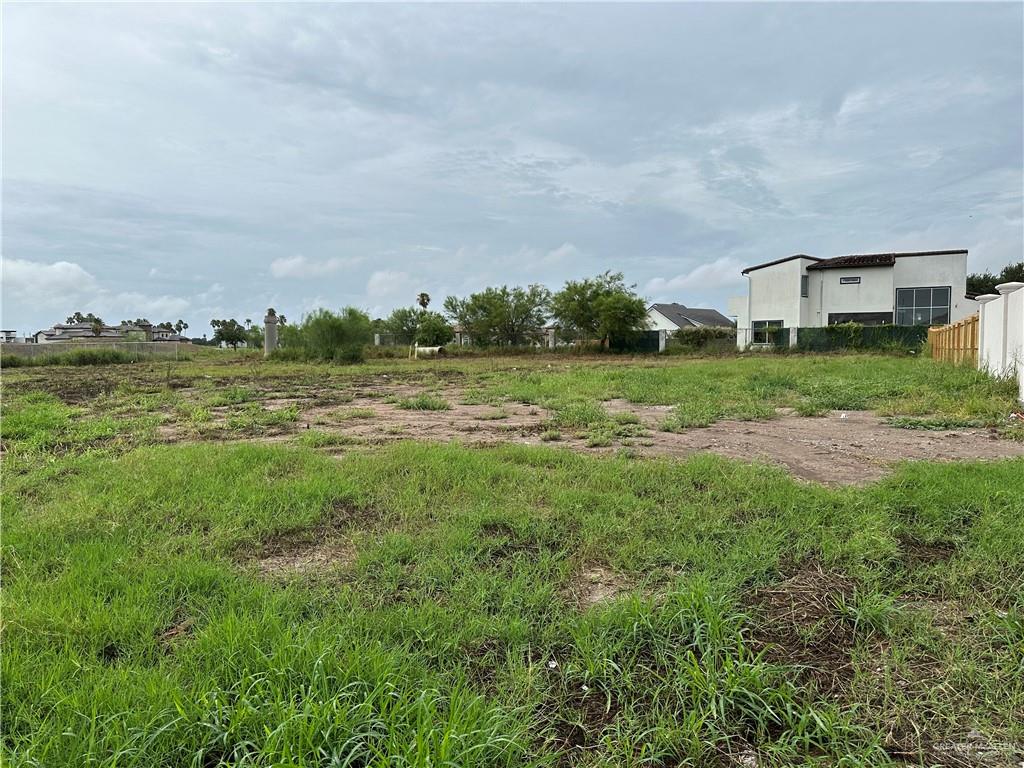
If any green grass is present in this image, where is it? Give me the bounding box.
[395,394,452,411]
[332,407,377,421]
[1,348,181,367]
[3,353,1024,766]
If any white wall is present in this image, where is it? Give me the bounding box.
[811,267,894,324]
[978,282,1024,403]
[893,251,974,323]
[747,258,810,328]
[646,309,679,333]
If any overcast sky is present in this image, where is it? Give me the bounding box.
[3,2,1022,336]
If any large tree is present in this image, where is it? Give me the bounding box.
[443,285,550,346]
[550,271,648,345]
[210,318,248,348]
[415,312,454,346]
[967,261,1024,296]
[384,307,422,345]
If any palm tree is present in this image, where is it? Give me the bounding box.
[244,318,252,329]
[416,292,430,310]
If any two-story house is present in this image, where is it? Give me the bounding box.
[733,249,977,347]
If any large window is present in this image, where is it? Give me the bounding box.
[752,320,784,345]
[895,286,950,326]
[800,275,809,298]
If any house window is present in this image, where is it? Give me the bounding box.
[839,277,861,285]
[827,312,892,326]
[752,320,784,345]
[895,286,951,326]
[800,275,809,298]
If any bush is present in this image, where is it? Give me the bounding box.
[276,308,372,364]
[793,324,927,353]
[664,327,736,355]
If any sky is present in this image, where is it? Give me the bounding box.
[2,2,1022,337]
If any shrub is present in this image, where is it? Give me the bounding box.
[276,308,372,364]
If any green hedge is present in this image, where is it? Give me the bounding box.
[793,323,927,353]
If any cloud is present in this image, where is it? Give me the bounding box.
[366,270,413,298]
[1,3,1020,332]
[269,255,362,278]
[112,292,190,319]
[2,258,99,308]
[644,257,746,297]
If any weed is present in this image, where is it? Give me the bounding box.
[395,394,451,411]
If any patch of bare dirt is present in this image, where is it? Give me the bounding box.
[566,565,630,609]
[887,730,1024,767]
[745,561,858,693]
[250,500,374,577]
[600,404,1024,486]
[142,376,1024,486]
[157,615,196,650]
[898,533,957,566]
[256,539,356,577]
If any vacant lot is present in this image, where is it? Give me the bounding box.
[3,353,1023,767]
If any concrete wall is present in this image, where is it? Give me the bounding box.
[747,258,809,329]
[978,282,1024,403]
[893,251,975,323]
[810,267,893,323]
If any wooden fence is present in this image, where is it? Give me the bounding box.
[928,313,978,365]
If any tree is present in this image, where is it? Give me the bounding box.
[66,311,103,326]
[443,285,551,346]
[967,262,1024,296]
[174,319,189,334]
[551,271,648,345]
[384,307,422,345]
[415,312,454,346]
[156,321,174,330]
[280,308,372,363]
[210,318,248,349]
[417,292,431,310]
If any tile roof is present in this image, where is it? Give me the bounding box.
[743,249,967,275]
[806,253,896,270]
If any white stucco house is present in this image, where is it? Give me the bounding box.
[646,303,734,332]
[733,249,978,347]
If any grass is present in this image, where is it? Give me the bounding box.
[1,348,183,367]
[395,394,452,411]
[3,352,1024,766]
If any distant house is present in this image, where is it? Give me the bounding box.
[732,249,978,347]
[31,322,188,343]
[33,323,124,343]
[646,303,734,333]
[1,330,19,343]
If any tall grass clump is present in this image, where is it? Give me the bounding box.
[1,348,148,367]
[274,308,372,364]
